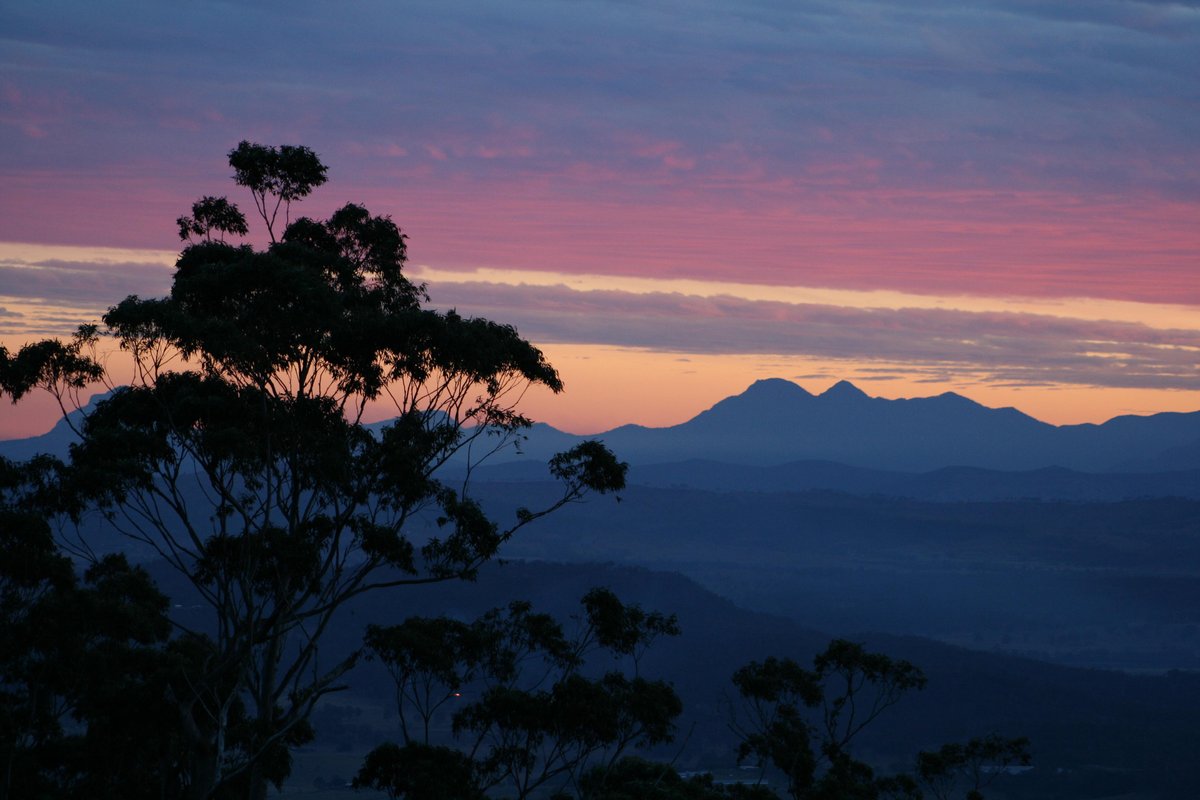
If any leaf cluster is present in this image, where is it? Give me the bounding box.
[359,589,682,800]
[228,141,327,240]
[731,640,926,800]
[729,641,1029,800]
[1,467,183,799]
[177,196,248,243]
[0,328,103,403]
[915,735,1032,800]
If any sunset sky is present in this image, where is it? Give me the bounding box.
[2,0,1198,438]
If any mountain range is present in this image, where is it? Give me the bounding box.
[5,378,1199,479]
[513,378,1200,472]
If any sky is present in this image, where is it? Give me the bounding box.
[1,0,1198,437]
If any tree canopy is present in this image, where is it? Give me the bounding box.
[1,142,625,800]
[358,588,681,799]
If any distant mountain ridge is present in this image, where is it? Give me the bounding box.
[516,378,1200,473]
[4,379,1199,474]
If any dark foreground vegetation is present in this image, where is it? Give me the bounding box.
[0,143,1191,799]
[0,142,619,799]
[265,559,1199,800]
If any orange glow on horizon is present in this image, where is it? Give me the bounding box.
[3,337,1198,442]
[4,242,1199,440]
[507,344,1200,436]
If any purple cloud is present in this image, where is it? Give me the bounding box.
[1,0,1196,348]
[0,258,172,304]
[428,280,1200,390]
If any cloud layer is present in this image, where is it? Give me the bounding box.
[5,246,1196,395]
[1,0,1197,303]
[429,280,1200,391]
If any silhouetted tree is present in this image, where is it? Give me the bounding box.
[729,642,1029,800]
[353,742,484,800]
[360,589,681,799]
[915,734,1031,800]
[177,196,248,244]
[730,640,926,800]
[3,142,625,799]
[0,455,186,799]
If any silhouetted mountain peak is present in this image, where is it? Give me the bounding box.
[686,378,813,428]
[819,380,870,402]
[743,378,814,400]
[0,390,112,461]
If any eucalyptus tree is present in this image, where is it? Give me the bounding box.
[5,141,624,799]
[731,641,927,800]
[915,735,1031,800]
[729,640,1030,800]
[358,588,682,800]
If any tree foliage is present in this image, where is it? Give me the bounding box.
[3,142,625,799]
[359,589,682,800]
[729,642,1027,800]
[227,141,326,241]
[730,640,926,800]
[0,328,104,406]
[354,741,484,800]
[0,455,183,799]
[915,734,1032,800]
[176,196,248,244]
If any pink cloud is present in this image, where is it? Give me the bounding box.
[5,163,1196,307]
[2,0,1196,310]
